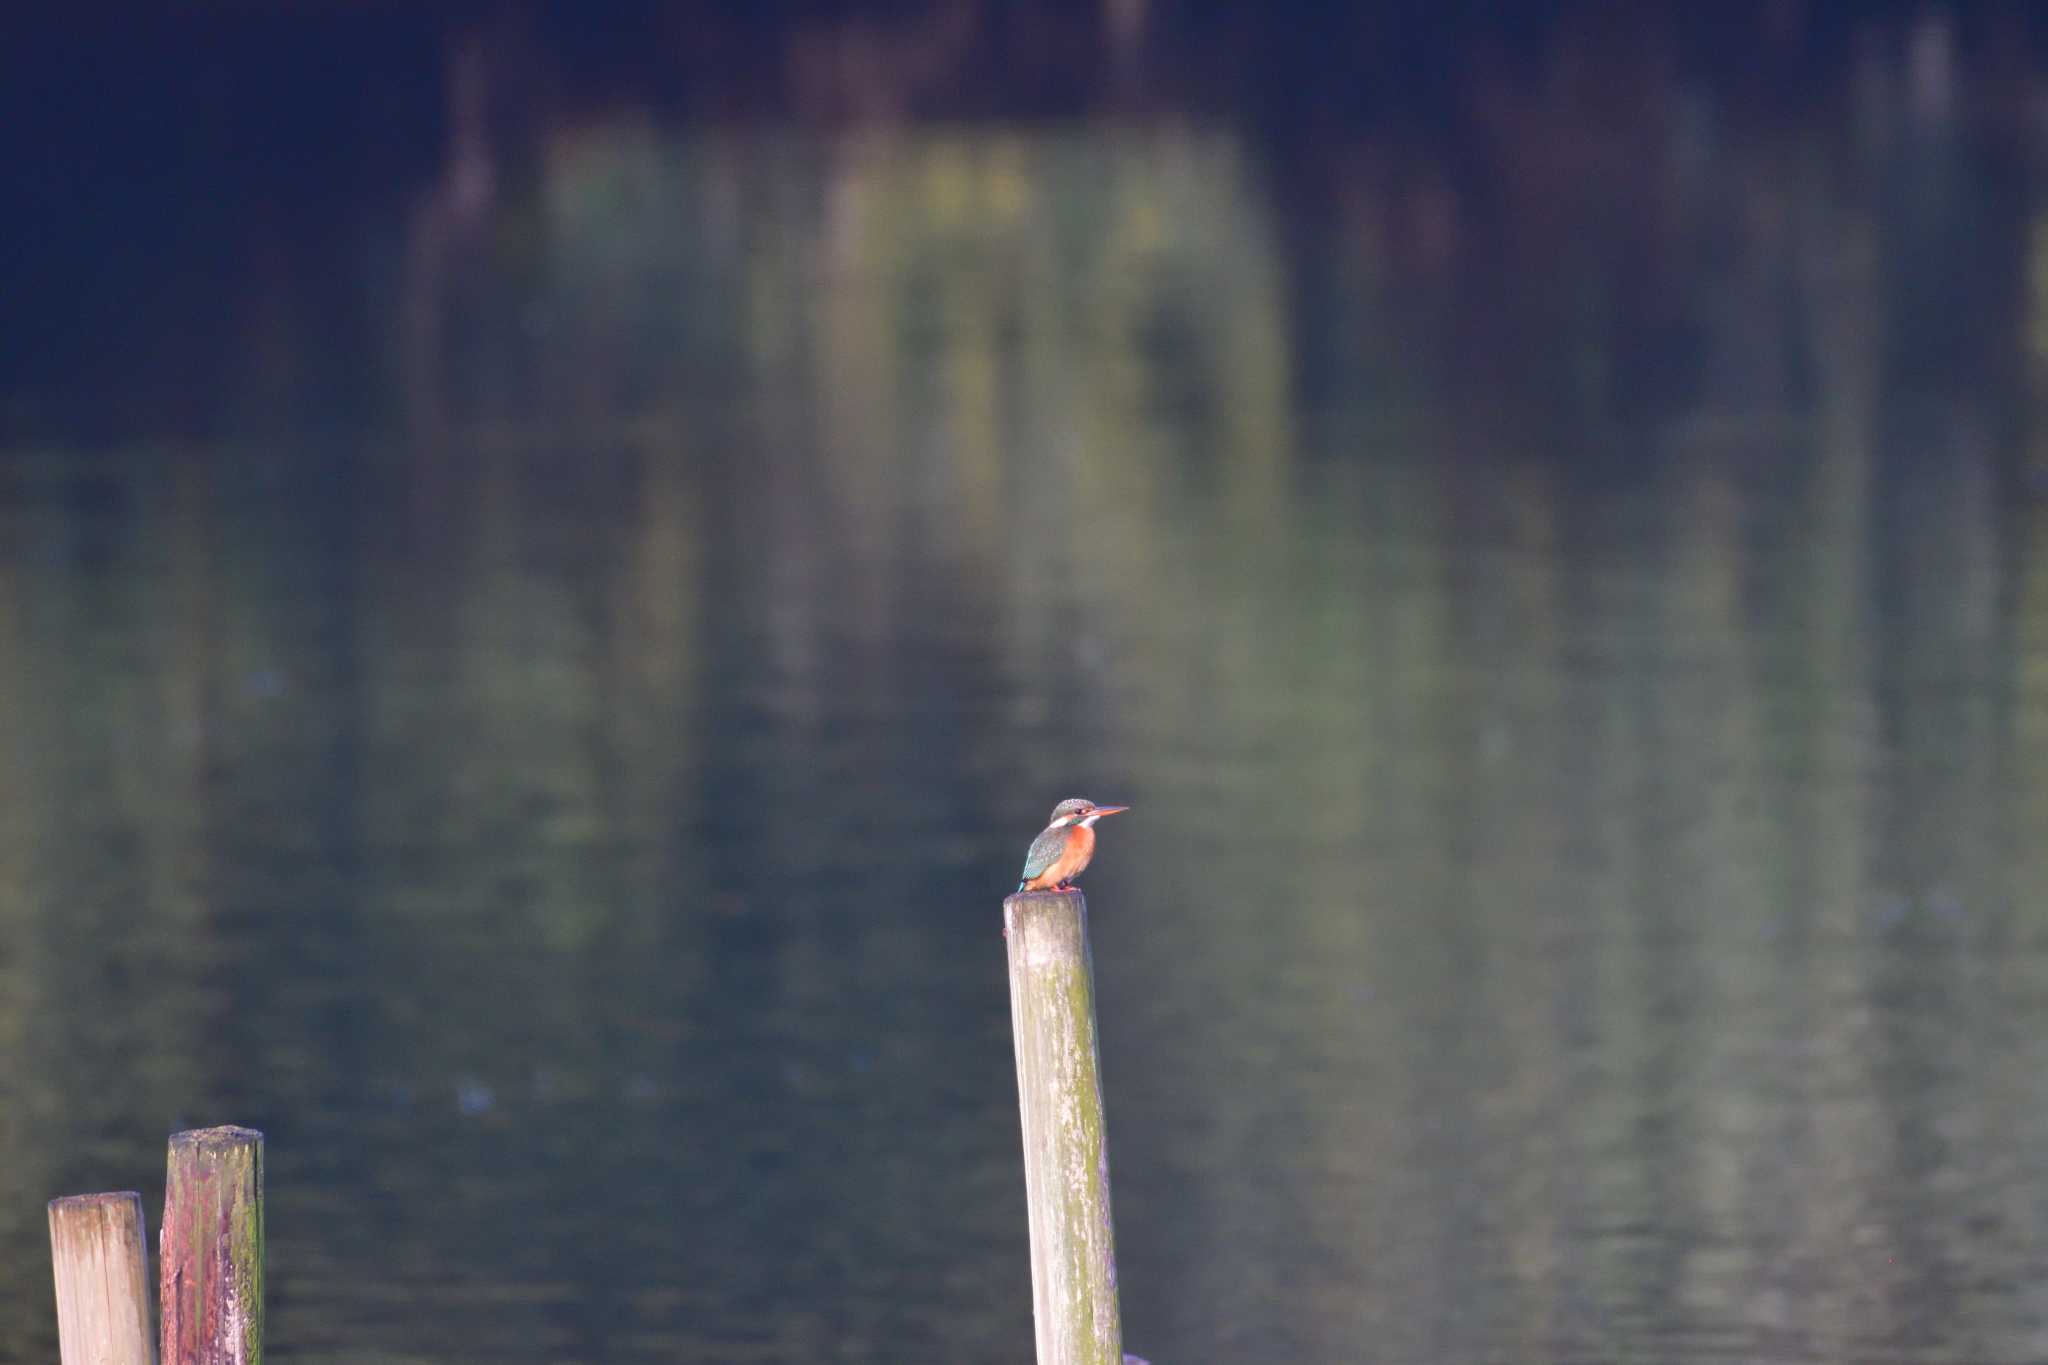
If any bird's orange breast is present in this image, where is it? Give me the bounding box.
[1044,825,1094,885]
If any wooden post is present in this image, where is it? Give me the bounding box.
[160,1126,264,1365]
[1004,889,1123,1365]
[48,1191,156,1365]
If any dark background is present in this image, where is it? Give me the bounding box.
[6,3,2048,1361]
[7,1,2041,436]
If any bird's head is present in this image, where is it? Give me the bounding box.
[1048,798,1130,829]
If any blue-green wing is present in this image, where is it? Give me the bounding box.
[1017,827,1065,885]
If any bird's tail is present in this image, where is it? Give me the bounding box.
[1015,879,1028,893]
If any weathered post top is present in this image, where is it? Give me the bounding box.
[1003,889,1123,1365]
[48,1190,155,1365]
[169,1124,263,1148]
[1005,888,1096,964]
[162,1125,265,1365]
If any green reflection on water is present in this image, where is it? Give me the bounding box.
[4,109,2048,1365]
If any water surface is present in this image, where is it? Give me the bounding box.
[6,51,2048,1364]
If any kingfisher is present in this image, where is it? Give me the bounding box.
[1015,798,1130,893]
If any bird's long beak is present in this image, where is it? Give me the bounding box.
[1091,805,1130,817]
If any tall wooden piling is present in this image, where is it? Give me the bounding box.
[48,1191,156,1365]
[1003,889,1123,1365]
[160,1126,264,1365]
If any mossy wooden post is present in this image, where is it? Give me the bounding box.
[48,1191,156,1365]
[160,1126,264,1365]
[1003,889,1123,1365]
